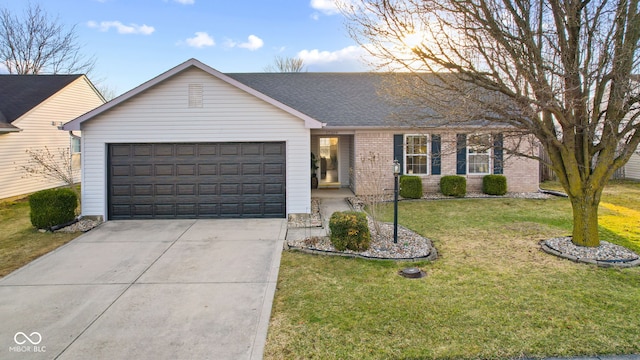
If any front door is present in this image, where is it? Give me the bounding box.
[319,137,339,187]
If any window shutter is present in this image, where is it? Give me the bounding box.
[493,133,503,174]
[456,134,467,175]
[431,134,441,175]
[393,134,404,175]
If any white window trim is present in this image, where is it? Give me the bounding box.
[467,134,492,175]
[70,135,81,154]
[404,134,429,175]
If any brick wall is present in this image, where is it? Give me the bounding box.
[351,130,539,195]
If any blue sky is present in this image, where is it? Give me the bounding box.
[1,0,371,95]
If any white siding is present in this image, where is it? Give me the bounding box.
[81,67,311,219]
[626,153,640,180]
[0,77,104,199]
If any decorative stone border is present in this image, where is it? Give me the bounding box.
[540,241,640,268]
[284,243,438,262]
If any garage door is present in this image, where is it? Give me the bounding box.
[108,142,286,219]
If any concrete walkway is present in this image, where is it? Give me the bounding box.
[0,219,286,360]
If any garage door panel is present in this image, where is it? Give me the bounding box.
[220,164,239,175]
[108,142,285,219]
[155,144,174,157]
[177,164,196,176]
[221,144,240,155]
[242,163,261,175]
[198,164,217,175]
[263,143,284,155]
[133,165,152,176]
[264,163,284,175]
[198,184,218,195]
[177,144,196,156]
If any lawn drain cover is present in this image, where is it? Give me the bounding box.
[399,267,426,279]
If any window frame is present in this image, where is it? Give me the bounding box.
[70,136,81,154]
[467,133,492,175]
[403,134,429,175]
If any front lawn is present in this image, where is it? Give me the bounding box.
[0,197,81,277]
[265,182,640,359]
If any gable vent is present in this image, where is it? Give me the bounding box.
[188,84,203,108]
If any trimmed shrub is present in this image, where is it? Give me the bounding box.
[483,175,507,195]
[440,175,467,197]
[29,188,77,229]
[399,175,423,199]
[329,211,371,251]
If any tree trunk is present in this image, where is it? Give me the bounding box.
[569,194,600,247]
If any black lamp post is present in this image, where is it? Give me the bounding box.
[393,159,400,244]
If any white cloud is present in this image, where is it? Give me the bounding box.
[238,35,264,51]
[226,35,264,51]
[310,0,340,15]
[174,0,195,4]
[186,32,215,48]
[87,20,155,35]
[0,62,8,74]
[297,45,365,65]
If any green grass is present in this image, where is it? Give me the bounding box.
[265,182,640,359]
[0,197,81,278]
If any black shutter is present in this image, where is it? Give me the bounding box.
[493,133,503,174]
[393,134,404,175]
[431,134,441,175]
[456,134,467,175]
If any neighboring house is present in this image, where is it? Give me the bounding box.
[63,58,539,221]
[0,75,105,200]
[625,152,640,180]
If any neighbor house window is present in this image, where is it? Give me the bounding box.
[467,134,491,174]
[405,134,428,174]
[71,136,81,154]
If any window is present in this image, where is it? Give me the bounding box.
[467,134,491,174]
[405,135,428,174]
[71,136,81,154]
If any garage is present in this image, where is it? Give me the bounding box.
[108,142,286,220]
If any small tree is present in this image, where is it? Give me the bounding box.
[264,56,306,72]
[356,151,392,234]
[20,146,80,207]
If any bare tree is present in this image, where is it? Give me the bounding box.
[357,151,393,235]
[0,3,95,74]
[264,56,306,72]
[20,146,82,213]
[342,0,640,247]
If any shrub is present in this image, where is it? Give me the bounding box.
[29,188,77,229]
[483,175,507,195]
[329,211,371,251]
[440,175,467,197]
[399,175,423,199]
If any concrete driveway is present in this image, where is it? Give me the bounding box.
[0,219,287,360]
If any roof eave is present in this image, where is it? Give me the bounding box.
[62,58,325,131]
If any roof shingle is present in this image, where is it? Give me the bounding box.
[0,74,82,123]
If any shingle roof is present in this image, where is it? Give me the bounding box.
[0,74,82,123]
[226,73,406,127]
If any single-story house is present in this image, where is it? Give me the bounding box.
[0,75,105,200]
[63,58,539,221]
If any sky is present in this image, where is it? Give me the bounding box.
[0,0,373,96]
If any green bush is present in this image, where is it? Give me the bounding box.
[440,175,467,197]
[329,211,371,251]
[483,175,507,195]
[399,175,423,199]
[29,188,77,229]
